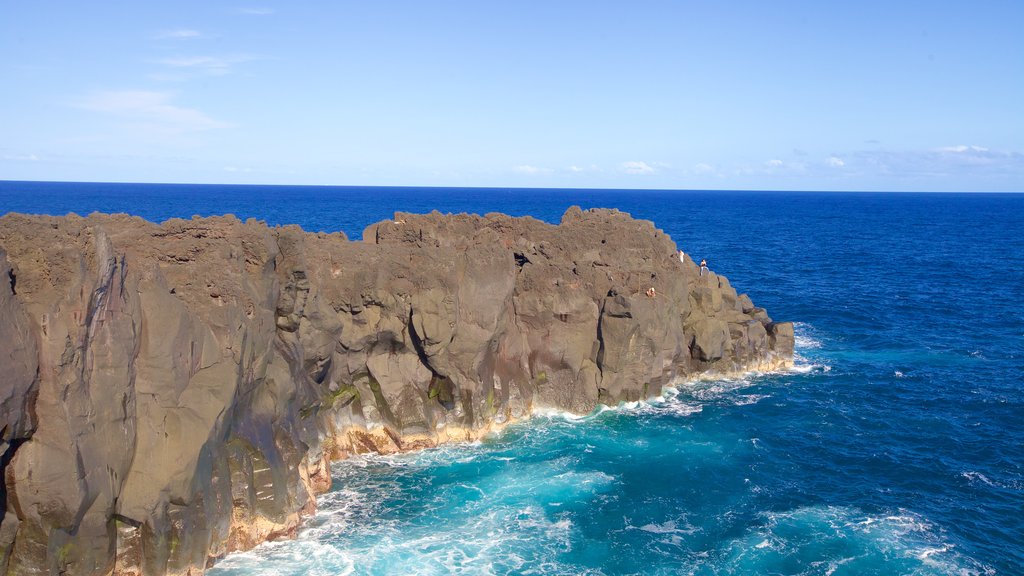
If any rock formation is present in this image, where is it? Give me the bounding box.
[0,207,792,575]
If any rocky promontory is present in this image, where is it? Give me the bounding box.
[0,207,792,575]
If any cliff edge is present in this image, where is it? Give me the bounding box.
[0,207,792,575]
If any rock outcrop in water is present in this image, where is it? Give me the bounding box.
[0,208,792,575]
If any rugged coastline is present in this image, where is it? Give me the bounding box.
[0,207,792,575]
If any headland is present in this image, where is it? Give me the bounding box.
[0,207,791,575]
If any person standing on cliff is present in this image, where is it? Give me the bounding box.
[700,258,708,276]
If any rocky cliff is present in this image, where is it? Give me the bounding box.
[0,207,792,575]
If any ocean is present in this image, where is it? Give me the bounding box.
[2,181,1022,575]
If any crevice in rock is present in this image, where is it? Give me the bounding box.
[406,309,435,374]
[407,311,457,411]
[0,437,28,526]
[112,513,142,529]
[6,267,14,295]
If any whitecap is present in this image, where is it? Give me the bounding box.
[732,394,768,406]
[961,470,1022,491]
[962,471,997,487]
[788,358,832,374]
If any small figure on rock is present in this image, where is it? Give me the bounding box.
[646,287,657,298]
[699,259,708,276]
[678,249,685,263]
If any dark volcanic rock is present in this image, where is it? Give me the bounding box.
[0,208,791,575]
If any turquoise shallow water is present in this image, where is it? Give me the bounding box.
[2,182,1022,574]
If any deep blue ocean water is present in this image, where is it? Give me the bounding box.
[2,181,1022,575]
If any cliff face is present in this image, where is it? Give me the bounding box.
[0,208,792,575]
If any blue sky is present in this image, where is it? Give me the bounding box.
[2,1,1022,191]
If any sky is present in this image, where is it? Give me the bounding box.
[1,1,1022,191]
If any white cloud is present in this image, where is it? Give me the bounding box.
[851,145,1024,179]
[622,160,655,175]
[826,156,845,167]
[937,145,989,153]
[155,55,257,76]
[692,162,715,174]
[568,165,583,172]
[514,164,552,175]
[156,29,202,39]
[765,159,784,168]
[2,153,39,161]
[237,7,275,15]
[76,90,229,133]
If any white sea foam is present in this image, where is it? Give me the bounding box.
[532,385,706,423]
[788,360,832,374]
[637,520,699,535]
[622,513,700,537]
[962,471,997,487]
[813,555,857,576]
[733,393,768,406]
[209,537,356,576]
[616,393,704,418]
[532,404,611,422]
[715,506,995,576]
[226,496,585,576]
[792,321,824,350]
[787,322,834,374]
[918,544,952,560]
[961,470,1022,491]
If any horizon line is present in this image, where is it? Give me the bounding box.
[1,178,1022,195]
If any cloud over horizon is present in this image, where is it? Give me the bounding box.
[514,164,553,175]
[622,161,655,175]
